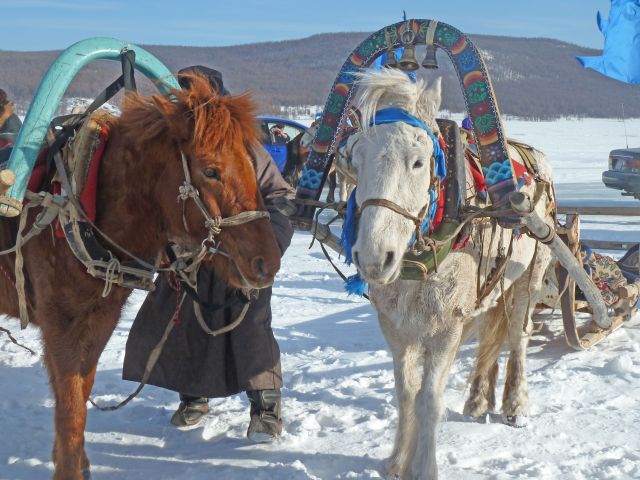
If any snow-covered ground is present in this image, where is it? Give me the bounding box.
[1,118,639,479]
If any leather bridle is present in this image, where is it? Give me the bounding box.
[357,150,440,254]
[176,151,270,247]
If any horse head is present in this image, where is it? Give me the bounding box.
[118,75,281,289]
[349,69,442,284]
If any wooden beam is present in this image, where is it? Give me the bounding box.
[580,239,639,251]
[557,199,640,216]
[312,221,343,255]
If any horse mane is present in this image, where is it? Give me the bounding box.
[356,69,442,133]
[117,74,261,154]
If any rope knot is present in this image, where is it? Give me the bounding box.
[101,256,122,297]
[177,182,199,202]
[205,216,223,236]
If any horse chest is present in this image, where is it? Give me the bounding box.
[370,267,474,337]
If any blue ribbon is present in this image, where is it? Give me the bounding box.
[372,108,446,182]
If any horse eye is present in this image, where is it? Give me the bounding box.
[203,167,220,180]
[413,159,425,169]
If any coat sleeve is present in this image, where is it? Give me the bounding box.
[253,146,295,255]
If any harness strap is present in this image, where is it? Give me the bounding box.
[359,198,425,225]
[193,298,251,337]
[359,198,430,252]
[43,51,138,184]
[15,201,34,328]
[89,290,186,412]
[53,149,157,270]
[475,227,515,308]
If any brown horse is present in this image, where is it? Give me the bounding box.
[0,75,281,479]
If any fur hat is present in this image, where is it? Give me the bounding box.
[177,66,229,95]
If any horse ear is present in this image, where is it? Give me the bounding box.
[168,101,194,144]
[417,77,442,124]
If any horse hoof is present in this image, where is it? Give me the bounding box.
[464,412,490,424]
[463,404,487,418]
[82,468,92,480]
[504,414,529,428]
[385,460,403,479]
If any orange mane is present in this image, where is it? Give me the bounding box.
[118,74,261,154]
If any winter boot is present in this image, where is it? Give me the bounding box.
[246,389,282,443]
[171,395,209,427]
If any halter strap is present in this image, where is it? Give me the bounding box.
[178,152,270,240]
[359,198,428,228]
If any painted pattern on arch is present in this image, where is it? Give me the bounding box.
[295,19,527,221]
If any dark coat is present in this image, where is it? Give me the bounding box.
[122,147,294,398]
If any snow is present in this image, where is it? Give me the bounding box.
[1,118,639,479]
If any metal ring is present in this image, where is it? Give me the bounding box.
[401,29,415,45]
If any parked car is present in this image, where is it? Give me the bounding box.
[602,148,640,200]
[257,116,307,172]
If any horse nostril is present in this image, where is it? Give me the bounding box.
[253,257,268,279]
[383,251,395,270]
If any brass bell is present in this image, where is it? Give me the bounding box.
[384,48,398,68]
[398,45,419,71]
[421,45,439,69]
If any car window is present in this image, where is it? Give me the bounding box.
[263,122,305,145]
[283,124,305,140]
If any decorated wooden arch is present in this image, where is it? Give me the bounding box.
[293,19,526,227]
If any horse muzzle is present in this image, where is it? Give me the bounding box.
[353,248,402,284]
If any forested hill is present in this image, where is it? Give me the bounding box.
[1,32,638,118]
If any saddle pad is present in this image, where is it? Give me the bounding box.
[64,110,112,221]
[25,111,111,237]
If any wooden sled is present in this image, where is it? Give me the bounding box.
[557,213,635,350]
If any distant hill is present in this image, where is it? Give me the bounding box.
[1,32,639,118]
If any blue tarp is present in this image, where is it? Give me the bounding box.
[577,0,640,84]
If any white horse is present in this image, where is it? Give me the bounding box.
[343,69,554,479]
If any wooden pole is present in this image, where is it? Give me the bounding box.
[511,192,612,329]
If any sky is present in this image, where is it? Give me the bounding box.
[0,0,613,51]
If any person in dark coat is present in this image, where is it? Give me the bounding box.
[0,88,23,163]
[122,66,294,442]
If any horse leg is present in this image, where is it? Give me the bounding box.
[44,341,89,480]
[338,173,354,203]
[502,248,549,427]
[383,337,422,478]
[463,294,511,417]
[411,324,463,480]
[45,311,117,480]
